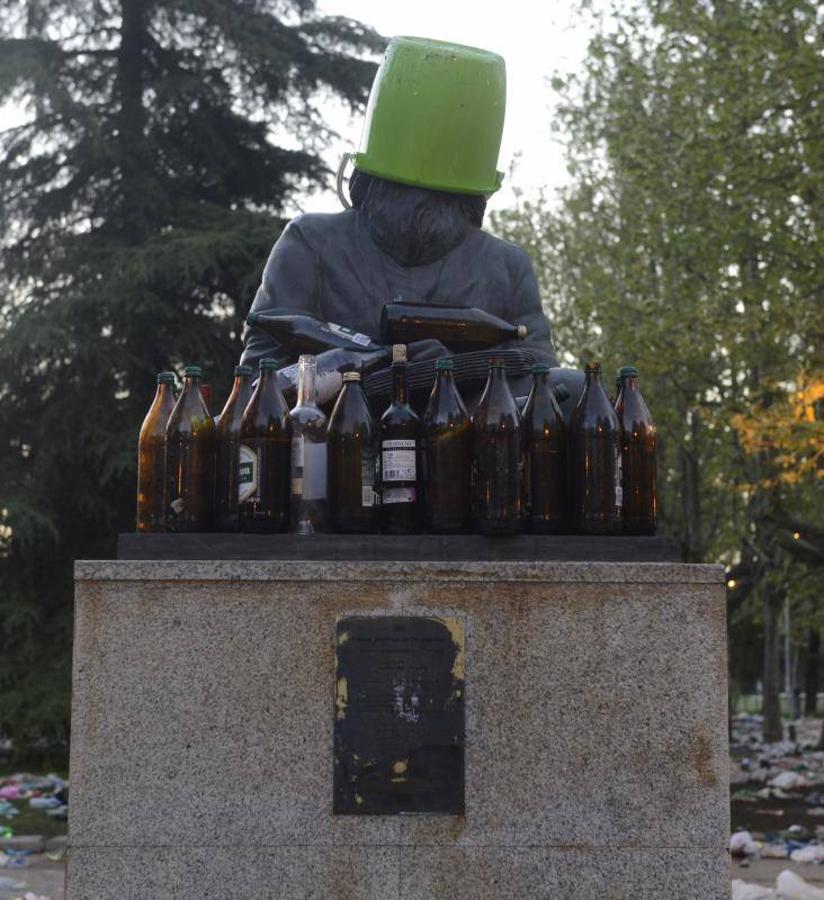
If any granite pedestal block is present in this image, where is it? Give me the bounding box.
[68,558,730,899]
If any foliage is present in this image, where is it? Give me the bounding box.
[492,0,823,718]
[0,0,381,755]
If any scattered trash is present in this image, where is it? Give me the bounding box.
[731,880,776,900]
[0,877,26,891]
[770,771,811,791]
[790,843,824,863]
[776,868,824,899]
[731,830,761,856]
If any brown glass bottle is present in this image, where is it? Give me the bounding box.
[471,359,522,535]
[136,372,177,532]
[616,366,657,535]
[214,365,255,532]
[327,372,379,533]
[522,363,568,533]
[164,366,215,532]
[247,311,383,354]
[381,301,528,350]
[422,358,471,533]
[570,362,622,534]
[239,358,291,533]
[379,345,422,534]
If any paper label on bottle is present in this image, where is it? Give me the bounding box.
[381,439,416,482]
[327,322,372,347]
[292,440,327,500]
[382,486,416,505]
[238,444,258,502]
[615,450,624,509]
[361,450,378,507]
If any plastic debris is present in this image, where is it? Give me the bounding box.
[731,830,762,856]
[790,844,824,863]
[776,869,824,899]
[0,877,26,891]
[771,771,811,790]
[761,842,790,859]
[731,880,776,900]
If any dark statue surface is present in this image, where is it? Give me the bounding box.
[241,171,580,402]
[333,615,465,815]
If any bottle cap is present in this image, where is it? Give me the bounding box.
[259,358,278,370]
[183,365,203,377]
[489,357,505,368]
[619,365,638,377]
[157,372,176,384]
[342,371,361,383]
[298,354,316,366]
[554,382,571,402]
[516,324,528,339]
[392,344,407,364]
[235,365,253,376]
[531,363,551,375]
[436,358,455,371]
[246,312,259,325]
[584,362,601,374]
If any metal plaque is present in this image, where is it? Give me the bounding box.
[333,615,465,815]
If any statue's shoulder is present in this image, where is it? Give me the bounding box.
[284,209,358,245]
[467,228,533,277]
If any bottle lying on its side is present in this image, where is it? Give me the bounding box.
[276,347,391,406]
[247,311,384,355]
[381,301,527,351]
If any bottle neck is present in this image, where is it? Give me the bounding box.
[392,361,408,405]
[489,363,506,385]
[624,375,638,392]
[534,371,549,391]
[296,361,317,407]
[156,383,174,404]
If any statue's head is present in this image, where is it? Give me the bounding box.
[338,37,507,267]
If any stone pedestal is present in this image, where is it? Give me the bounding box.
[68,556,730,899]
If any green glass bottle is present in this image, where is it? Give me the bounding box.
[570,362,623,534]
[522,363,568,533]
[379,345,422,534]
[421,358,471,533]
[164,366,215,532]
[327,372,379,534]
[214,365,255,532]
[239,358,291,533]
[137,372,177,533]
[471,358,522,535]
[616,366,657,535]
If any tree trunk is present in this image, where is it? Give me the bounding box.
[762,587,784,743]
[805,628,820,716]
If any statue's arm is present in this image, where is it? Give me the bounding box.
[506,250,559,367]
[240,218,322,370]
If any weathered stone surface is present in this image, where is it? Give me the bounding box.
[69,558,729,898]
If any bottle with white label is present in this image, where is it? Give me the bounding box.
[379,345,422,534]
[247,311,383,355]
[327,372,378,533]
[570,362,623,534]
[238,357,292,533]
[288,355,328,534]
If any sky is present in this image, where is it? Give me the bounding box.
[0,1,598,215]
[300,0,596,214]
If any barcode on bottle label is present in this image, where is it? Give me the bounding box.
[361,451,377,507]
[381,439,416,482]
[327,322,372,347]
[361,486,375,507]
[382,487,416,505]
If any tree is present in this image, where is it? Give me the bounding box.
[0,0,382,756]
[493,0,823,740]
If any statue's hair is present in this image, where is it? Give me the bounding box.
[349,169,487,228]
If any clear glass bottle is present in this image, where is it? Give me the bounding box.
[289,355,328,534]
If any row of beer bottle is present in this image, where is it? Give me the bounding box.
[137,353,656,535]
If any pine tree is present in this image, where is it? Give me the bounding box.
[0,0,382,755]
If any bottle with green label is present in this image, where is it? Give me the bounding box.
[164,366,215,532]
[238,358,291,533]
[247,311,383,355]
[421,358,471,533]
[470,358,522,535]
[379,345,422,534]
[570,362,623,534]
[137,372,177,533]
[327,371,379,533]
[214,365,255,531]
[289,355,328,534]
